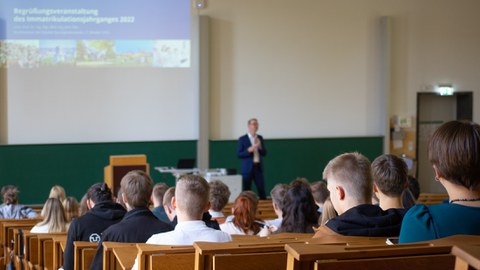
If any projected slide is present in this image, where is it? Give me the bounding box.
[0,0,191,68]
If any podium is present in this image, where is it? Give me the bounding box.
[104,155,150,196]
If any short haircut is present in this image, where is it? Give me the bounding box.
[120,170,153,208]
[371,154,408,197]
[248,118,258,125]
[209,180,231,212]
[152,183,169,206]
[175,175,210,217]
[1,185,19,204]
[429,120,480,190]
[323,152,372,203]
[163,187,175,208]
[270,183,288,210]
[87,183,113,204]
[310,181,329,204]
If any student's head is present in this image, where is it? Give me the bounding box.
[429,120,480,190]
[233,194,261,234]
[209,180,231,212]
[63,196,79,222]
[152,183,169,207]
[237,190,259,213]
[270,183,288,217]
[49,185,67,203]
[120,170,153,210]
[319,197,338,226]
[87,183,113,206]
[310,181,329,207]
[174,175,210,220]
[40,198,68,233]
[323,152,372,215]
[1,185,19,205]
[163,187,176,222]
[280,180,319,233]
[371,154,408,197]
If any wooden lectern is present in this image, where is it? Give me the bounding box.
[104,155,150,196]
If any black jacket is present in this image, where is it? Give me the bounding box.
[63,201,126,270]
[325,204,406,237]
[89,207,173,270]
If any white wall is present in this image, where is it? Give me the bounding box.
[200,0,480,140]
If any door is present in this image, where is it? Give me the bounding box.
[416,92,473,193]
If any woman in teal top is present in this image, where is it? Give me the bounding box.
[399,120,480,243]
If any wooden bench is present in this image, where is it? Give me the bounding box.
[102,242,137,270]
[73,241,98,270]
[37,233,67,270]
[194,235,313,270]
[417,193,449,205]
[452,243,480,270]
[52,236,67,270]
[0,218,41,266]
[136,243,195,270]
[284,234,480,270]
[285,242,455,270]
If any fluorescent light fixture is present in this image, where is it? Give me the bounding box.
[438,84,454,96]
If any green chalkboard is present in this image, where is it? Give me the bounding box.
[0,141,196,204]
[0,136,383,204]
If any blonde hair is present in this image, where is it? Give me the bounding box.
[323,152,372,204]
[63,196,79,222]
[175,175,210,218]
[49,185,67,203]
[320,197,337,226]
[38,198,68,233]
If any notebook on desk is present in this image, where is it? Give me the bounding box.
[177,159,196,169]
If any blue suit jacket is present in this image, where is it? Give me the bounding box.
[237,134,267,175]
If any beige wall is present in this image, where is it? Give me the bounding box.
[199,0,480,140]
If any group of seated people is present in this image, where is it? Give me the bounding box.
[0,120,479,270]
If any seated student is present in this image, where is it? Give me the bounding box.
[313,152,405,238]
[163,187,176,222]
[371,154,409,210]
[310,181,329,215]
[41,185,67,216]
[0,185,38,219]
[63,196,80,223]
[131,175,231,270]
[225,190,259,223]
[89,171,173,270]
[63,183,126,270]
[151,183,170,223]
[79,194,89,216]
[265,183,288,230]
[277,180,319,233]
[319,197,337,226]
[31,198,70,233]
[220,193,268,236]
[399,120,480,243]
[208,180,231,224]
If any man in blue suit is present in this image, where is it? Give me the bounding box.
[237,118,267,199]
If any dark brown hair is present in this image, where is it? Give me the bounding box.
[429,120,480,190]
[209,180,230,212]
[371,154,408,196]
[120,170,154,208]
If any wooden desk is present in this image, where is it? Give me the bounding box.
[53,236,67,270]
[102,242,137,270]
[136,243,195,270]
[37,233,67,270]
[194,237,311,270]
[73,241,98,270]
[451,243,480,270]
[112,246,137,270]
[285,242,455,270]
